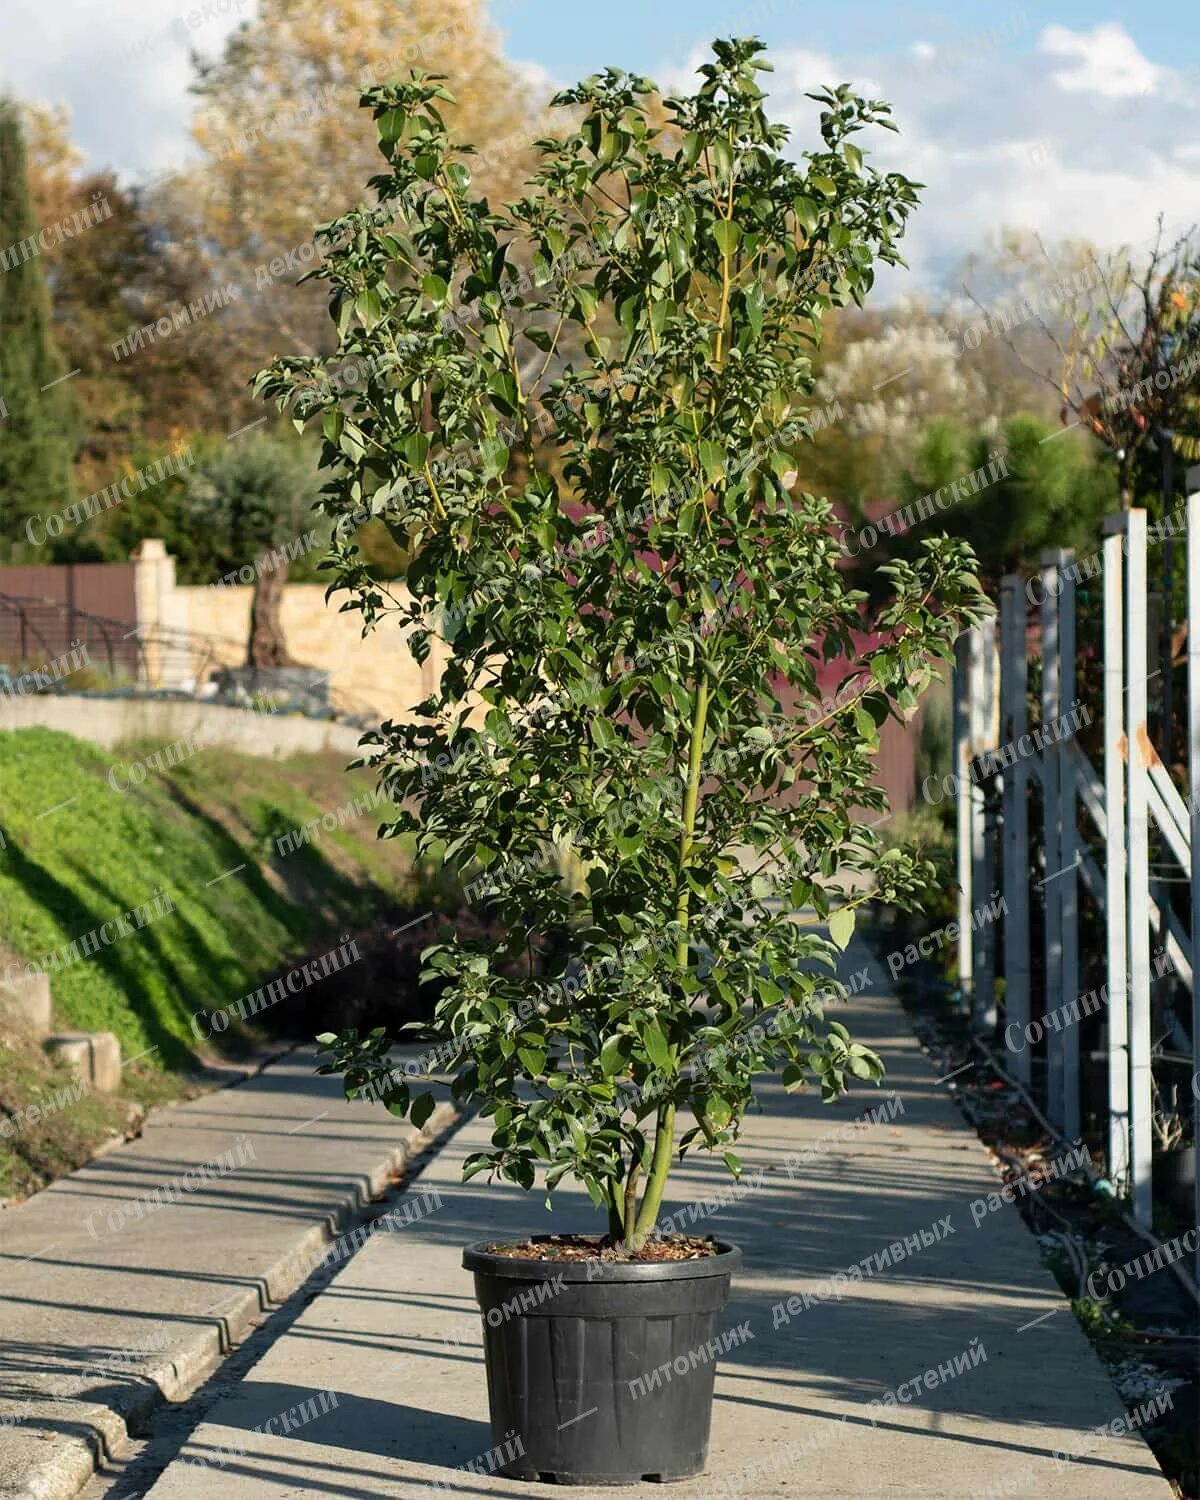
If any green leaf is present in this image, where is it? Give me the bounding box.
[377,107,406,146]
[487,370,520,415]
[854,704,879,745]
[445,162,471,193]
[829,906,856,951]
[600,1034,628,1076]
[713,221,742,257]
[479,435,509,478]
[650,464,672,497]
[697,440,725,484]
[640,1019,671,1070]
[792,195,819,232]
[518,1046,547,1076]
[723,1151,742,1178]
[356,288,383,328]
[422,273,449,304]
[410,1092,436,1129]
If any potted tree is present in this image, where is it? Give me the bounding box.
[256,36,986,1484]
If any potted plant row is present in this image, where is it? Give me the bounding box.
[257,35,985,1485]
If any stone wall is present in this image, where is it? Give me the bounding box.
[0,695,362,758]
[175,579,440,720]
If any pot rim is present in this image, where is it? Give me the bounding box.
[462,1236,741,1282]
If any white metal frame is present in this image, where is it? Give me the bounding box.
[1039,550,1066,1130]
[1000,576,1031,1085]
[1187,493,1200,1280]
[1102,518,1130,1192]
[1125,511,1154,1224]
[955,507,1198,1235]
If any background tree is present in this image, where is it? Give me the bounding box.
[876,414,1117,586]
[0,100,80,560]
[969,221,1200,511]
[183,432,327,667]
[17,101,231,494]
[156,0,547,429]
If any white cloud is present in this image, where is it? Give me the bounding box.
[910,42,936,62]
[659,27,1200,296]
[511,58,559,105]
[1037,22,1163,99]
[1,0,253,180]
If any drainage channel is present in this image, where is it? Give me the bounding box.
[75,1108,467,1500]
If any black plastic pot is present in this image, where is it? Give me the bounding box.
[463,1238,741,1485]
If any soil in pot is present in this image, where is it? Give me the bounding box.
[483,1232,720,1263]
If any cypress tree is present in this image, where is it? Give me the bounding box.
[0,99,79,558]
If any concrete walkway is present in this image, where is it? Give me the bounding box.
[123,940,1170,1499]
[0,1049,454,1500]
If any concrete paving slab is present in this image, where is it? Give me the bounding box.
[0,1047,455,1500]
[133,942,1172,1499]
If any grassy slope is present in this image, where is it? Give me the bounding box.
[0,727,417,1195]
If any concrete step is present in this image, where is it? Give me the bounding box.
[0,1046,458,1500]
[0,973,52,1036]
[43,1031,122,1092]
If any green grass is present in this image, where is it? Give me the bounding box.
[0,1020,139,1201]
[0,727,416,1070]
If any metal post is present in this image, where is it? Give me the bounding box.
[972,616,998,1032]
[1186,492,1200,1280]
[1001,576,1031,1081]
[1058,552,1080,1140]
[954,632,974,1007]
[1040,551,1064,1128]
[1126,510,1153,1226]
[1162,437,1175,749]
[1102,520,1130,1194]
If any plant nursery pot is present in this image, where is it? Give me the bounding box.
[462,1238,741,1485]
[1153,1145,1196,1221]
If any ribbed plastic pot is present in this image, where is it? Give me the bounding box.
[463,1238,741,1485]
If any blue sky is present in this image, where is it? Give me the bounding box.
[491,1,1199,83]
[3,2,1198,295]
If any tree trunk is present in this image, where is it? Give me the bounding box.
[246,562,296,668]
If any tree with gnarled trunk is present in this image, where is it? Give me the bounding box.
[184,432,324,670]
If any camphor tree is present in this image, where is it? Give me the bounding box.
[257,37,988,1253]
